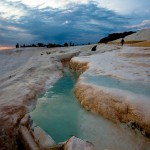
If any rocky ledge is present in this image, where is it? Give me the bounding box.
[18,114,95,150]
[70,46,150,137]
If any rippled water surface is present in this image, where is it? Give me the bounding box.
[30,69,150,150]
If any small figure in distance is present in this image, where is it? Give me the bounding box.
[16,43,19,48]
[121,38,124,46]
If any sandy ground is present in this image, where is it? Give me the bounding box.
[130,41,150,47]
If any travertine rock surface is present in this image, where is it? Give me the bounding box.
[0,41,149,149]
[71,45,150,136]
[64,136,95,150]
[0,45,105,149]
[0,47,63,149]
[75,81,150,135]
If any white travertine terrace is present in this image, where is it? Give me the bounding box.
[0,29,150,149]
[70,45,150,136]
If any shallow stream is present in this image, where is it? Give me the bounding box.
[30,68,150,150]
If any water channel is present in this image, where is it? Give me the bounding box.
[30,68,150,150]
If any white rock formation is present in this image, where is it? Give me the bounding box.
[19,125,40,150]
[70,45,150,135]
[64,136,95,150]
[0,45,102,149]
[0,42,150,149]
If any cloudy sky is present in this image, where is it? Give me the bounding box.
[0,0,150,46]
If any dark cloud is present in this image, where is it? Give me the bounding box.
[0,1,141,45]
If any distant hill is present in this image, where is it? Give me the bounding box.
[99,31,135,43]
[113,28,150,42]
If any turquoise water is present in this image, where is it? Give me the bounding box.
[30,69,150,149]
[83,73,150,97]
[30,69,80,142]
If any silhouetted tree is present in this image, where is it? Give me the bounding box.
[64,43,68,47]
[16,43,19,48]
[99,31,135,43]
[32,44,36,47]
[38,43,44,47]
[47,43,62,48]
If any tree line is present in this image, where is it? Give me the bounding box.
[15,41,89,48]
[99,31,136,43]
[15,30,136,48]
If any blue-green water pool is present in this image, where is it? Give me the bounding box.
[83,73,150,97]
[30,69,150,149]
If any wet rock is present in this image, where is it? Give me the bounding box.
[48,144,63,150]
[127,121,143,131]
[69,60,89,73]
[74,82,150,136]
[145,132,150,138]
[91,45,97,51]
[64,136,95,150]
[31,126,56,150]
[20,114,29,127]
[18,125,40,150]
[46,52,51,55]
[0,128,17,150]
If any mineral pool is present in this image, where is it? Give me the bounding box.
[30,68,150,150]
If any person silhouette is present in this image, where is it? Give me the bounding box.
[121,38,124,46]
[16,43,19,48]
